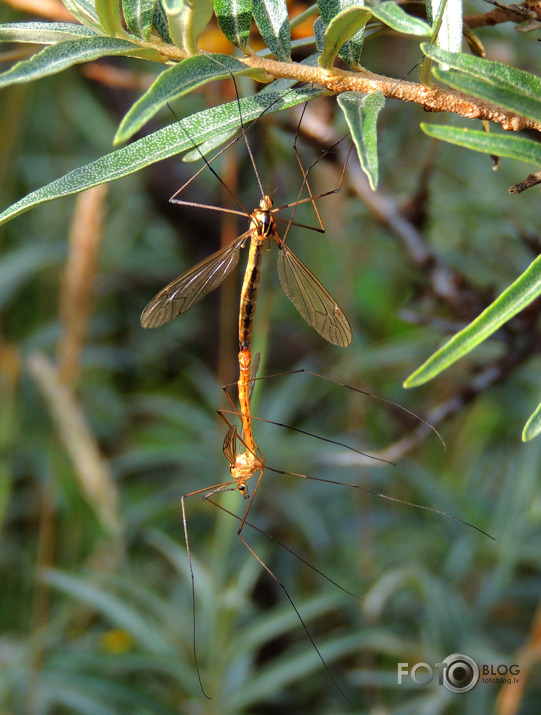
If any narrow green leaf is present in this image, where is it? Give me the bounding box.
[184,0,215,40]
[337,90,385,189]
[0,36,140,89]
[253,0,291,61]
[115,53,267,143]
[370,2,430,36]
[162,0,213,54]
[313,15,325,53]
[0,22,98,44]
[317,0,366,69]
[319,2,430,69]
[420,124,541,165]
[122,0,158,40]
[318,6,370,69]
[423,42,541,92]
[152,0,173,42]
[43,569,174,653]
[0,87,326,226]
[96,0,127,36]
[523,403,541,441]
[433,68,541,125]
[62,0,102,32]
[182,127,238,161]
[428,0,463,57]
[215,0,253,48]
[423,43,541,123]
[404,254,541,387]
[161,0,186,49]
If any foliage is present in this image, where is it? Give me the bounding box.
[0,1,541,713]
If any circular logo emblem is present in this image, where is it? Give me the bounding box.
[441,653,480,693]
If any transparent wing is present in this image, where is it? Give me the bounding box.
[276,244,352,347]
[223,425,238,465]
[141,232,250,328]
[248,351,261,402]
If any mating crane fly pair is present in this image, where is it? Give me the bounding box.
[138,85,364,698]
[139,73,493,700]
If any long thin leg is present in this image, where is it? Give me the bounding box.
[181,494,212,700]
[265,466,495,540]
[236,367,446,447]
[204,495,360,599]
[236,533,351,701]
[233,468,352,700]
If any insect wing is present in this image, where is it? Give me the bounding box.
[141,232,250,328]
[223,425,238,465]
[248,351,261,402]
[276,244,352,347]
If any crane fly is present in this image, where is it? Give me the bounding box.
[140,73,353,480]
[140,57,352,348]
[139,193,352,347]
[180,371,495,699]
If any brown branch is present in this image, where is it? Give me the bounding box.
[465,0,541,28]
[236,55,541,134]
[509,170,541,194]
[7,0,537,135]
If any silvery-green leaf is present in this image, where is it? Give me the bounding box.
[153,0,173,43]
[338,90,385,189]
[423,44,541,124]
[215,0,253,48]
[421,124,541,165]
[0,87,325,226]
[122,0,158,40]
[115,53,267,143]
[314,16,325,53]
[62,0,102,32]
[0,37,140,89]
[253,0,291,60]
[162,0,213,54]
[319,6,370,69]
[317,0,365,68]
[0,22,97,44]
[523,403,541,442]
[370,2,430,35]
[96,0,127,36]
[405,254,541,387]
[428,0,463,64]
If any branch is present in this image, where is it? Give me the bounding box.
[465,0,541,28]
[237,55,541,134]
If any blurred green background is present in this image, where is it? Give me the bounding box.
[1,2,540,714]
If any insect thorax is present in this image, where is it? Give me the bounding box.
[251,195,275,238]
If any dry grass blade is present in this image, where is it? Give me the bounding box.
[58,184,108,387]
[28,352,120,536]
